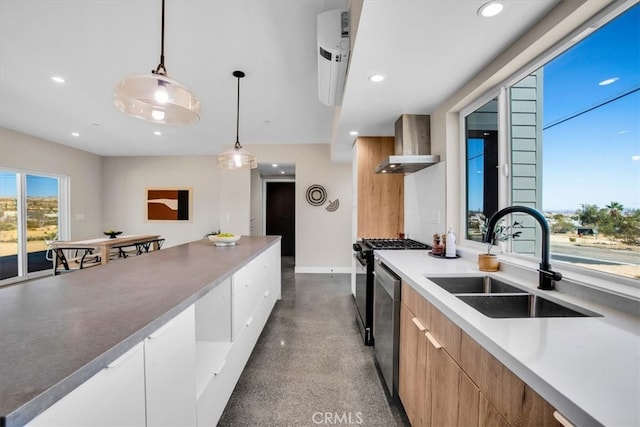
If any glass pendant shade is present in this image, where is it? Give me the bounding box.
[217,70,257,169]
[218,142,258,169]
[114,73,200,125]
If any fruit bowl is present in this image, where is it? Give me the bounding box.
[207,234,241,246]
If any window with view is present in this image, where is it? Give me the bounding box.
[465,4,639,281]
[0,170,67,283]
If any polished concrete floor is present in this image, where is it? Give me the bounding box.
[218,257,409,426]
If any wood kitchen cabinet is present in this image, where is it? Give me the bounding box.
[460,332,559,427]
[354,136,404,238]
[399,281,561,427]
[399,302,431,426]
[400,282,478,427]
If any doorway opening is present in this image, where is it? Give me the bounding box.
[265,181,295,256]
[256,163,296,257]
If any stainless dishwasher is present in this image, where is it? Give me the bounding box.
[373,258,401,396]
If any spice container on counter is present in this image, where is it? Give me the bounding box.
[432,233,444,255]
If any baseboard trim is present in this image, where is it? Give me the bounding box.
[294,266,352,274]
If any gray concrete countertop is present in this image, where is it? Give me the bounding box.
[0,235,280,427]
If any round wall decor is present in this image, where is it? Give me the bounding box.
[305,184,327,206]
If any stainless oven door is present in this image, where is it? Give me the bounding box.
[353,253,368,330]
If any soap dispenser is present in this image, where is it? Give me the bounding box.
[446,226,457,258]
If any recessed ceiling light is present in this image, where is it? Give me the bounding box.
[71,132,79,137]
[51,76,65,83]
[598,77,619,86]
[272,164,278,168]
[478,1,504,17]
[350,131,359,136]
[154,131,162,135]
[368,74,385,83]
[280,171,285,174]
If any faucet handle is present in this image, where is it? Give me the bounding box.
[544,269,563,282]
[538,267,562,290]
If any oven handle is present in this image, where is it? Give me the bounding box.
[353,252,367,268]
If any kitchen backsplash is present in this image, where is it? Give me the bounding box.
[404,161,446,245]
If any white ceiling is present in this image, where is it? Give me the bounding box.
[0,0,559,161]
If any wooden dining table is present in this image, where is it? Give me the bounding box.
[51,234,161,265]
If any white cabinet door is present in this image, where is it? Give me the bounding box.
[232,257,264,340]
[27,343,146,427]
[145,305,197,427]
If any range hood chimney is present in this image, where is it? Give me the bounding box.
[375,114,440,174]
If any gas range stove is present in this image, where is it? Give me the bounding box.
[352,237,430,346]
[360,238,430,251]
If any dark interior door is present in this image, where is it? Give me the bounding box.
[266,182,295,256]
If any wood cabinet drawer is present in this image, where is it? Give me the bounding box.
[427,299,462,362]
[460,332,560,427]
[401,281,431,329]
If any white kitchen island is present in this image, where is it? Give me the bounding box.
[0,236,281,427]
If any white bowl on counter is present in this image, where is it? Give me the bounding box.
[207,235,241,246]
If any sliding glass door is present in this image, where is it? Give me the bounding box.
[0,170,67,283]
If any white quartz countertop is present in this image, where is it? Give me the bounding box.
[374,249,640,427]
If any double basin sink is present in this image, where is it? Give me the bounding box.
[425,275,599,318]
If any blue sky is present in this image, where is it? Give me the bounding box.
[0,173,58,198]
[542,4,639,211]
[468,4,639,214]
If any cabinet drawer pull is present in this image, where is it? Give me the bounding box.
[553,411,574,427]
[425,331,442,349]
[214,359,226,376]
[411,317,426,331]
[107,343,142,369]
[245,279,252,288]
[148,318,174,339]
[246,316,254,327]
[264,290,270,298]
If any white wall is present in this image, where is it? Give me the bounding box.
[101,144,353,272]
[0,128,103,239]
[247,144,353,273]
[101,156,220,247]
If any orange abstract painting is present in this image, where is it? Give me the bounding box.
[146,188,191,221]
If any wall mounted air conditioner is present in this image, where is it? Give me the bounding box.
[317,10,349,106]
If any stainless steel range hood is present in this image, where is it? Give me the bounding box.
[375,114,440,174]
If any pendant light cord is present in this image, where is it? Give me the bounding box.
[233,71,245,149]
[153,0,167,76]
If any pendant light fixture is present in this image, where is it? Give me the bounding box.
[218,71,258,169]
[114,0,200,125]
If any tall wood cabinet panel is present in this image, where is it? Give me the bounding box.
[355,137,404,238]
